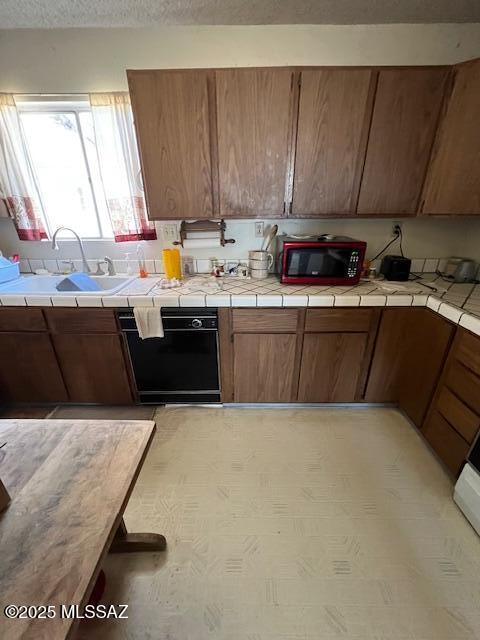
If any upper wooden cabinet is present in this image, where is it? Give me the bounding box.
[128,69,214,219]
[421,59,480,214]
[128,63,478,220]
[215,68,293,217]
[292,69,374,216]
[357,68,448,215]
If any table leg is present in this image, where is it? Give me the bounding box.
[109,518,167,553]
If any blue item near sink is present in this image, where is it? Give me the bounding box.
[56,273,101,292]
[0,256,20,285]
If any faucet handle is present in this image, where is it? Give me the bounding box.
[103,256,116,276]
[61,259,76,274]
[94,260,107,276]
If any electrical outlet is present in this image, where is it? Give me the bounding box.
[162,224,178,244]
[254,222,264,238]
[392,222,402,237]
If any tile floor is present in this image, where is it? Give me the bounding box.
[75,407,480,640]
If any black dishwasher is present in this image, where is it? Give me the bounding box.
[118,308,220,404]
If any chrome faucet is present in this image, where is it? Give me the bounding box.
[104,256,116,276]
[51,227,91,274]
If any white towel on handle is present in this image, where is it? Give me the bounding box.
[133,307,164,339]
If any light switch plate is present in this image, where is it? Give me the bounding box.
[255,222,264,238]
[162,224,178,244]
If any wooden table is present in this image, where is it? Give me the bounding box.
[0,419,166,640]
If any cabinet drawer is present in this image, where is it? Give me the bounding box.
[454,329,480,377]
[445,359,480,415]
[232,309,298,333]
[422,410,469,476]
[436,386,480,444]
[305,308,373,332]
[0,308,46,332]
[45,309,119,334]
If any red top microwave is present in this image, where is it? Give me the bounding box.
[277,235,367,285]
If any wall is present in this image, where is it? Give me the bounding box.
[1,24,480,265]
[2,216,480,266]
[1,24,480,93]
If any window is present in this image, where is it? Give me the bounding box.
[16,96,113,239]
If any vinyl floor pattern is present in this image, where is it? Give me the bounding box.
[76,407,480,640]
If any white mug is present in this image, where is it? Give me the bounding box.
[248,250,273,269]
[250,267,269,279]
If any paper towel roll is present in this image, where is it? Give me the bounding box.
[183,239,221,249]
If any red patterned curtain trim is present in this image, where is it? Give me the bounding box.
[3,196,47,241]
[107,196,157,243]
[16,228,48,241]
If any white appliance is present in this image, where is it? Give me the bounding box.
[443,257,477,283]
[454,463,480,534]
[454,429,480,535]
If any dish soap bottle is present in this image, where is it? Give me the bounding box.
[136,243,148,278]
[125,252,135,276]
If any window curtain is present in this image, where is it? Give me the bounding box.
[0,94,47,240]
[89,93,156,242]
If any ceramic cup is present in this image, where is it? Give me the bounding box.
[249,250,274,268]
[250,267,270,279]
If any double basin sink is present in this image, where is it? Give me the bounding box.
[0,275,135,296]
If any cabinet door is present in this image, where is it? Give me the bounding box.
[357,68,448,215]
[365,308,453,426]
[292,69,373,215]
[298,333,367,402]
[0,332,67,403]
[422,60,480,214]
[233,333,297,402]
[128,69,214,219]
[364,309,410,403]
[52,334,133,404]
[398,309,454,426]
[216,68,293,217]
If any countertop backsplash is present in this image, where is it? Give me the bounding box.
[14,254,453,278]
[1,216,480,272]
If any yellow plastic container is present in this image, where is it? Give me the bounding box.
[162,249,175,279]
[162,248,182,279]
[171,248,182,279]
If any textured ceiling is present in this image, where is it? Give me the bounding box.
[1,0,480,28]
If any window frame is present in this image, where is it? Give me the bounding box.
[15,94,113,240]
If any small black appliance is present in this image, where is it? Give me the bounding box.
[380,255,411,281]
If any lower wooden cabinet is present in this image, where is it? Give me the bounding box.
[298,333,368,402]
[0,307,134,406]
[422,410,470,475]
[229,308,377,403]
[233,333,297,402]
[365,308,454,426]
[421,327,480,475]
[0,332,67,403]
[52,334,133,405]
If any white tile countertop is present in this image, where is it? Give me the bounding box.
[2,273,480,337]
